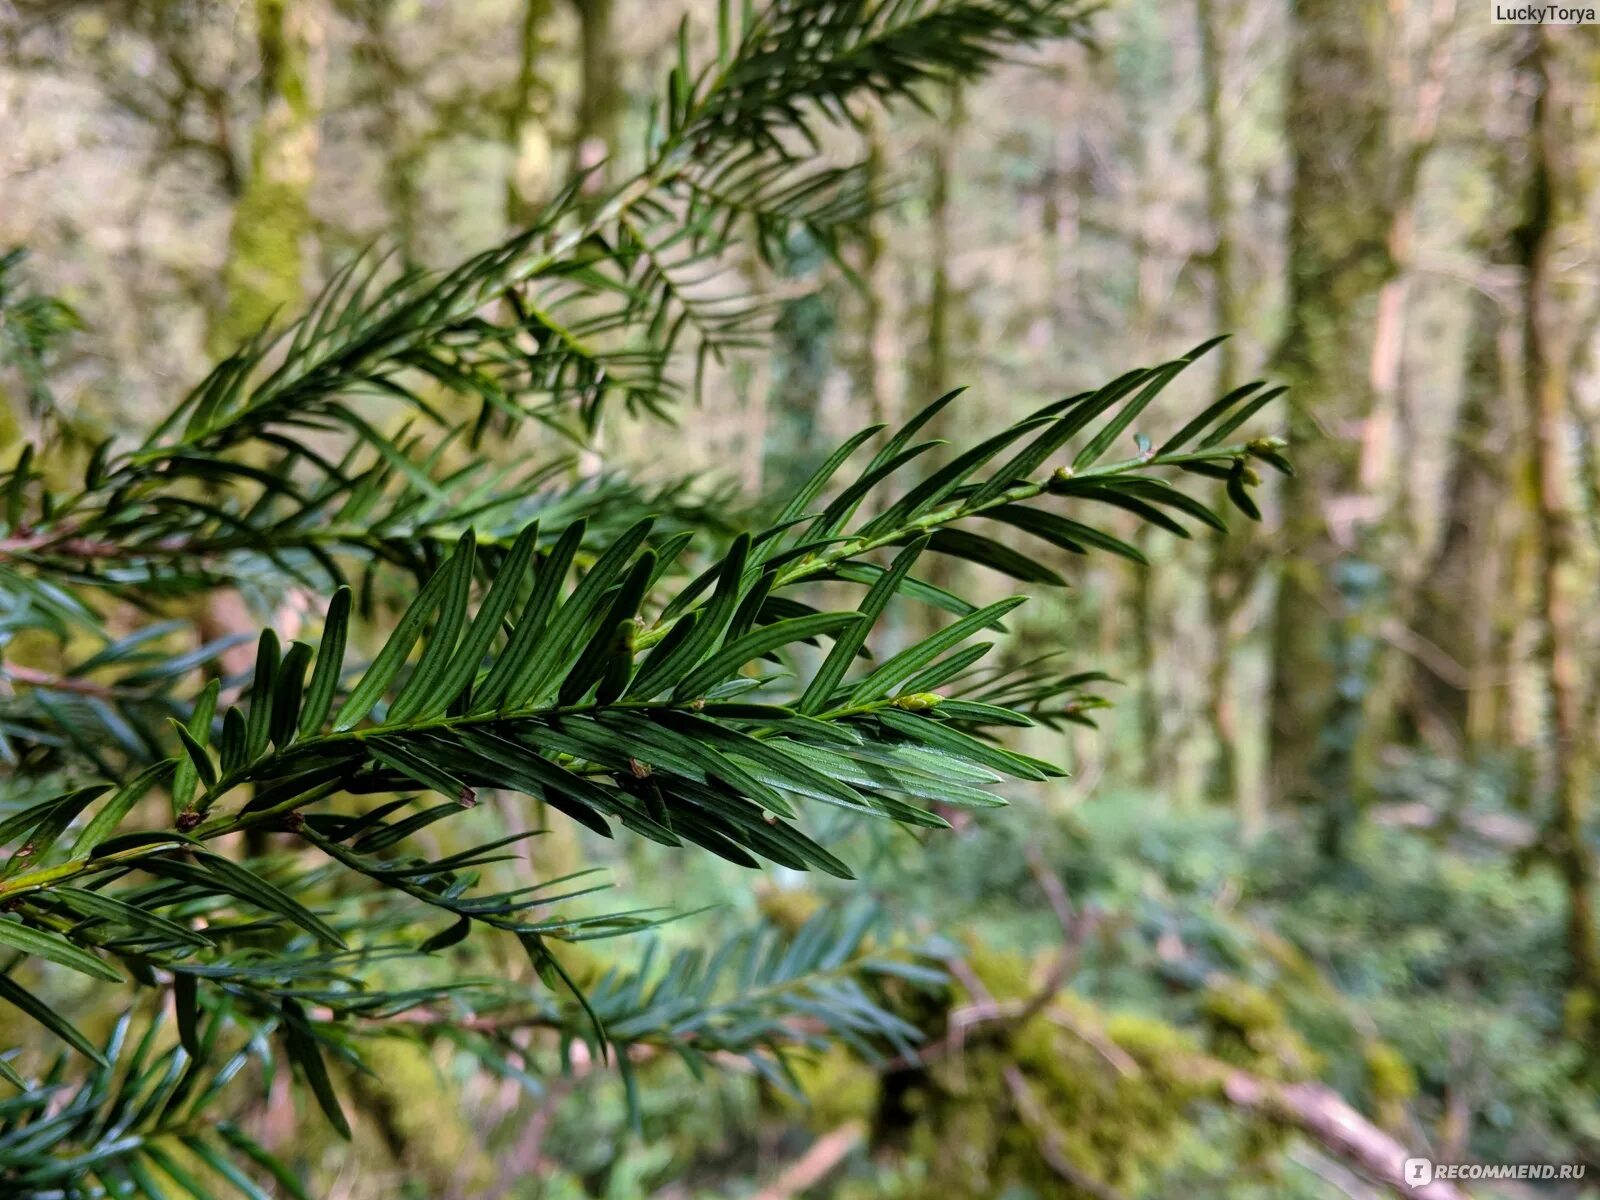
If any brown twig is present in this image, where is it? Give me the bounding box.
[751,1122,865,1200]
[1223,1073,1466,1200]
[1,664,148,700]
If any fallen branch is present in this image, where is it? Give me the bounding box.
[1223,1073,1466,1200]
[1035,1004,1469,1200]
[752,1121,865,1200]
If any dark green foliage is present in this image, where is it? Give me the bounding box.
[0,2,1290,1194]
[0,1006,308,1199]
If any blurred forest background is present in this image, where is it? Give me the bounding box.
[4,0,1600,1196]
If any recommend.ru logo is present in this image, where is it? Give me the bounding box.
[1404,1157,1588,1188]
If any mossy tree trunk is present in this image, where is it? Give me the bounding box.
[353,1,421,264]
[571,0,619,181]
[1516,25,1600,1039]
[211,0,324,356]
[1351,0,1457,775]
[1410,287,1522,749]
[1194,0,1252,821]
[760,235,837,498]
[915,88,967,612]
[921,88,962,406]
[506,0,555,227]
[1267,0,1393,852]
[206,0,324,863]
[858,112,895,432]
[1408,39,1524,753]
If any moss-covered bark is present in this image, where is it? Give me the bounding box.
[1195,0,1260,825]
[210,0,323,355]
[571,0,619,180]
[506,0,555,228]
[1517,25,1600,1041]
[1267,0,1394,842]
[1411,287,1522,746]
[856,948,1308,1200]
[1403,25,1526,754]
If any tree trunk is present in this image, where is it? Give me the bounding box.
[1354,0,1457,771]
[206,0,324,861]
[1516,24,1600,1035]
[917,89,966,609]
[858,112,895,431]
[354,2,421,263]
[922,89,961,404]
[571,0,619,180]
[1409,285,1521,749]
[1407,35,1525,753]
[506,0,554,226]
[211,0,324,355]
[1267,0,1393,851]
[760,236,837,498]
[1194,0,1251,821]
[1128,129,1163,790]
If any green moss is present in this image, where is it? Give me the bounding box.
[1363,1039,1416,1102]
[1199,977,1319,1079]
[354,1039,494,1194]
[755,884,823,935]
[786,1047,882,1130]
[210,0,319,355]
[888,948,1224,1199]
[212,178,311,354]
[1362,1038,1416,1130]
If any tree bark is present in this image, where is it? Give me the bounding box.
[1410,285,1521,748]
[571,0,619,181]
[211,0,324,355]
[916,89,966,609]
[1354,0,1457,771]
[1516,24,1600,1032]
[1194,0,1252,821]
[1267,0,1394,847]
[506,0,554,226]
[922,89,962,404]
[858,112,895,431]
[1406,31,1525,752]
[352,1,421,263]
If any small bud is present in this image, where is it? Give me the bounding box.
[176,811,201,832]
[457,787,478,809]
[1046,465,1076,494]
[629,758,652,779]
[892,692,944,711]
